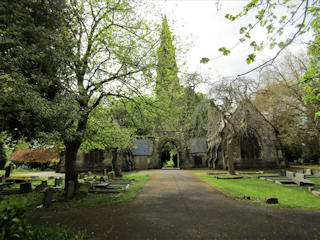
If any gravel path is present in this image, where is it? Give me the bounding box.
[29,170,320,240]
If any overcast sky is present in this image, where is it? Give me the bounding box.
[147,0,312,92]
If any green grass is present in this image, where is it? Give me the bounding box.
[196,173,320,209]
[0,169,51,175]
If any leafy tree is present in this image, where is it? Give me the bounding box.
[1,0,157,194]
[303,6,320,117]
[0,137,7,169]
[253,51,320,162]
[0,0,70,139]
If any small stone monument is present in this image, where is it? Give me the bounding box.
[103,169,107,176]
[41,180,48,187]
[108,171,115,180]
[54,178,63,186]
[5,166,11,178]
[66,180,75,200]
[43,188,54,207]
[88,171,92,176]
[20,182,32,193]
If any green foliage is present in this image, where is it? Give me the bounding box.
[303,6,320,117]
[0,198,33,240]
[162,142,178,162]
[0,0,71,140]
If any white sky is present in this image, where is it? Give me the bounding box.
[146,0,312,92]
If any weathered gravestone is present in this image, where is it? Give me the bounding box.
[41,180,48,187]
[304,169,312,176]
[294,173,314,186]
[87,171,92,176]
[66,180,75,200]
[5,166,11,178]
[20,182,32,193]
[54,178,63,186]
[108,171,115,180]
[43,188,54,207]
[296,169,304,174]
[286,171,295,179]
[103,169,107,176]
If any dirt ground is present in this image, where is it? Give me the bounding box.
[28,170,320,240]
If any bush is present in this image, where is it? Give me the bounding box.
[0,198,32,240]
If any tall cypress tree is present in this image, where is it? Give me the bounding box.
[156,16,181,96]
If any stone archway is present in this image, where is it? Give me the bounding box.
[157,138,182,169]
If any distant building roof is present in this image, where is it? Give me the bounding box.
[131,139,153,156]
[189,138,207,153]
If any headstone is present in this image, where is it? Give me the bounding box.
[108,171,115,180]
[99,176,106,183]
[88,171,92,176]
[5,166,11,178]
[286,171,295,179]
[66,180,75,200]
[20,182,32,193]
[79,173,85,179]
[314,170,320,177]
[295,172,305,181]
[43,188,54,207]
[304,169,312,176]
[41,180,48,187]
[54,178,63,186]
[265,197,279,204]
[103,169,107,176]
[296,169,304,173]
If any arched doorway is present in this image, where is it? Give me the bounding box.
[159,140,180,168]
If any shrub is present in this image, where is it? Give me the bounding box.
[0,198,32,240]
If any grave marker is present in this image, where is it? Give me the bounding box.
[5,166,11,178]
[20,182,32,193]
[104,169,107,176]
[43,188,54,207]
[304,169,312,176]
[286,171,295,179]
[54,178,63,186]
[108,171,115,180]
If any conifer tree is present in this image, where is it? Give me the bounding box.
[156,16,181,96]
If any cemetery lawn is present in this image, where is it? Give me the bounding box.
[196,173,320,210]
[55,173,150,208]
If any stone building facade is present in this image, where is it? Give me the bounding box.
[207,100,285,169]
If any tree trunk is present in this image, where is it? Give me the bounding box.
[227,137,235,175]
[112,148,121,177]
[64,140,81,197]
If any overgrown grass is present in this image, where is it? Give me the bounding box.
[196,173,320,209]
[32,225,91,240]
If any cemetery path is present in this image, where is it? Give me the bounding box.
[29,170,320,240]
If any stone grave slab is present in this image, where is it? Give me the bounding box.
[293,173,315,186]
